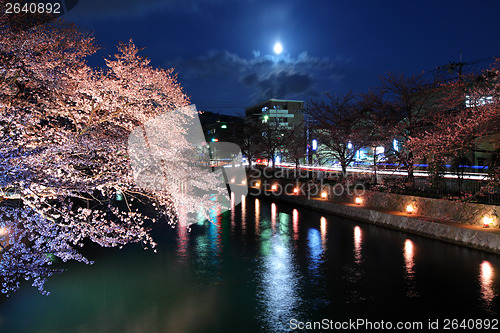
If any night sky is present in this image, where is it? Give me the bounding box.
[65,0,500,116]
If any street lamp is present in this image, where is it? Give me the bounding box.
[483,216,493,228]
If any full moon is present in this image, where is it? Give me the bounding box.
[273,42,283,54]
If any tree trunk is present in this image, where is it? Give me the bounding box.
[341,161,347,179]
[406,151,415,188]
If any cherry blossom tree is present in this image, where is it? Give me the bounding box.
[0,15,221,296]
[408,62,500,191]
[360,73,441,187]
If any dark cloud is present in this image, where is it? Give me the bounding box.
[242,71,313,100]
[173,49,349,102]
[177,50,248,79]
[66,0,227,20]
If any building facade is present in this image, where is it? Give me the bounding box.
[245,99,304,128]
[199,111,243,144]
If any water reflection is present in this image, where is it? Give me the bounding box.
[479,261,496,312]
[403,239,418,297]
[343,225,366,303]
[257,232,301,331]
[308,228,323,275]
[404,239,415,274]
[2,197,500,332]
[193,206,222,273]
[306,221,328,309]
[253,201,302,331]
[241,195,246,235]
[292,209,299,240]
[353,226,362,264]
[230,192,235,233]
[176,208,189,261]
[255,198,260,235]
[320,217,327,250]
[176,222,189,261]
[209,207,222,257]
[271,203,277,232]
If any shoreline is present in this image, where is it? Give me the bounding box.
[248,188,500,255]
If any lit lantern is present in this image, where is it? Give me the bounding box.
[355,197,363,205]
[321,191,328,199]
[255,181,260,187]
[271,184,278,191]
[406,204,414,214]
[241,180,247,185]
[483,216,493,228]
[293,187,299,194]
[230,178,235,183]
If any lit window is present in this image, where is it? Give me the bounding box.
[375,146,385,156]
[466,95,494,107]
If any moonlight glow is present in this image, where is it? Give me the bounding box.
[273,42,283,54]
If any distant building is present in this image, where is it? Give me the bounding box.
[245,99,304,128]
[199,111,243,144]
[244,99,306,165]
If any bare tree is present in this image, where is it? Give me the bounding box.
[255,118,288,168]
[235,119,261,168]
[305,92,368,178]
[361,73,440,187]
[282,122,307,169]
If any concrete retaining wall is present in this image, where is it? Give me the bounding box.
[253,178,499,228]
[363,191,500,228]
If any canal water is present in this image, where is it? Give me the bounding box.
[0,196,499,332]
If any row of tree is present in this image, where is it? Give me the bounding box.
[0,15,224,295]
[237,68,500,191]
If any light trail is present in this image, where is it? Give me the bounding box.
[267,162,490,181]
